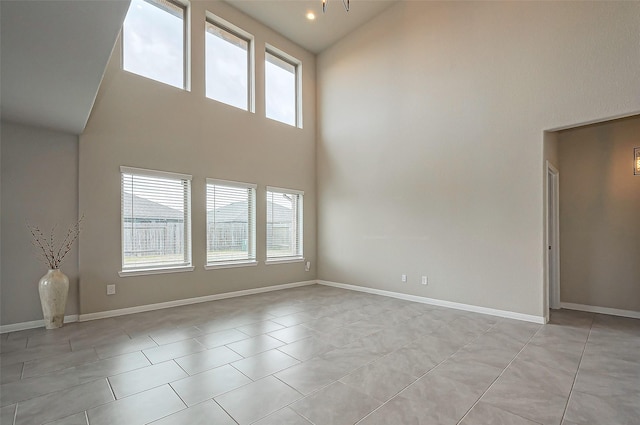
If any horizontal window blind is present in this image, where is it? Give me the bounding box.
[206,179,256,265]
[266,187,303,260]
[121,167,192,271]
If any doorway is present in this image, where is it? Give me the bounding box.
[547,162,560,310]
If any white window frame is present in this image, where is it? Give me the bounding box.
[265,186,304,264]
[122,0,191,91]
[205,12,255,112]
[265,44,302,128]
[119,166,193,277]
[205,178,257,269]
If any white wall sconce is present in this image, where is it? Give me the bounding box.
[635,147,640,176]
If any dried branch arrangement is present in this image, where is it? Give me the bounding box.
[27,215,84,270]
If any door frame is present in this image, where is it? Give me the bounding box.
[546,161,561,312]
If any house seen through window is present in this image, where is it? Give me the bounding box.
[206,179,257,267]
[266,187,303,261]
[120,167,192,274]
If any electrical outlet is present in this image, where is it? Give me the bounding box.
[401,274,407,282]
[421,276,428,285]
[305,261,311,272]
[106,284,116,295]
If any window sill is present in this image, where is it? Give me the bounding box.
[119,266,194,278]
[205,261,258,270]
[265,258,304,265]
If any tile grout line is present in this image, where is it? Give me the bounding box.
[105,376,117,401]
[403,320,507,421]
[354,316,502,424]
[228,362,255,382]
[272,374,306,397]
[172,358,190,376]
[455,322,545,425]
[166,382,189,409]
[271,366,329,423]
[141,350,153,365]
[11,403,18,425]
[213,398,240,425]
[289,409,316,425]
[5,290,625,425]
[559,313,595,424]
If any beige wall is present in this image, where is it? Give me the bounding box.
[317,1,640,318]
[1,121,79,325]
[79,1,316,315]
[558,116,640,312]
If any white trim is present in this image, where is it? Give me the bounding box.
[546,161,561,311]
[206,180,257,265]
[205,11,255,46]
[264,44,303,129]
[119,266,194,278]
[545,110,640,133]
[121,167,193,273]
[183,0,191,92]
[120,166,192,181]
[266,188,304,260]
[0,315,79,334]
[265,258,305,265]
[78,280,316,322]
[205,261,258,270]
[318,280,546,324]
[265,44,301,69]
[205,12,255,113]
[266,186,304,196]
[561,302,640,319]
[206,178,257,190]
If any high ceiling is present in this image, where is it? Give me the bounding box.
[0,0,396,135]
[226,0,398,53]
[0,1,131,134]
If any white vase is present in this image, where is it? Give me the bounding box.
[39,269,69,329]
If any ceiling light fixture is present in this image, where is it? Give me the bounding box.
[322,0,349,13]
[306,11,316,20]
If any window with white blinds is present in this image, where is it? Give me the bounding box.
[266,187,303,261]
[120,166,192,274]
[206,179,257,267]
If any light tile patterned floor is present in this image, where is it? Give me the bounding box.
[0,285,639,425]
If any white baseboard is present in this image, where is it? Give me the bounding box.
[79,280,317,322]
[0,315,79,334]
[561,302,640,319]
[318,280,546,324]
[0,281,315,333]
[1,278,549,333]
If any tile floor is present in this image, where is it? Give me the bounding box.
[1,284,639,425]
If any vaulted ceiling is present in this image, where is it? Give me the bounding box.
[0,0,396,135]
[226,0,397,54]
[0,0,131,134]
